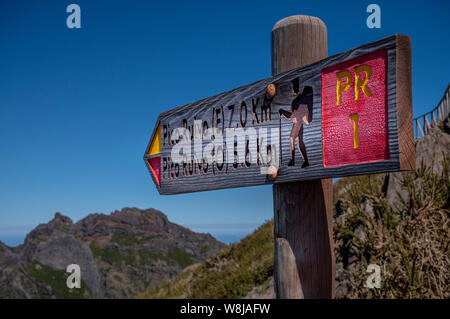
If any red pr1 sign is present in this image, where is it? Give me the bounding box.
[322,49,389,167]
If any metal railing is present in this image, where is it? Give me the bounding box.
[414,83,450,140]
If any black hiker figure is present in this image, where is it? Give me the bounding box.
[278,84,313,168]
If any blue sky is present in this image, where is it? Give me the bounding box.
[0,0,449,245]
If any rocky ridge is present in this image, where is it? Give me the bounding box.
[0,207,225,298]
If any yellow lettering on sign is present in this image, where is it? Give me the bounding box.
[354,64,372,101]
[349,113,359,149]
[336,70,352,105]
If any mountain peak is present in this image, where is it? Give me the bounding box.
[1,207,226,298]
[51,212,73,226]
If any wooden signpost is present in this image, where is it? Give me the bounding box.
[144,34,413,195]
[143,15,414,298]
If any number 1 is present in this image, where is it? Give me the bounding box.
[349,113,359,148]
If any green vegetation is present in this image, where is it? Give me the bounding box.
[90,241,137,266]
[90,242,124,265]
[27,261,88,299]
[125,249,136,264]
[111,233,136,246]
[167,247,194,268]
[138,250,163,265]
[138,220,274,299]
[138,247,194,268]
[110,233,156,246]
[334,157,449,298]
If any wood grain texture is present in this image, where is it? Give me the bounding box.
[274,179,334,298]
[272,15,334,299]
[144,35,411,195]
[395,35,415,171]
[274,237,304,298]
[271,15,328,74]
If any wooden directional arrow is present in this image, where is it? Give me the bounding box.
[143,34,414,195]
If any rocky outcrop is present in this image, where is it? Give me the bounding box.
[383,172,409,209]
[383,123,449,209]
[34,235,100,297]
[415,125,450,175]
[0,207,226,299]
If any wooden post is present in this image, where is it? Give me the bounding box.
[272,15,335,299]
